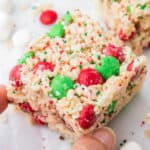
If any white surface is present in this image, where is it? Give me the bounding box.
[0,0,12,13]
[0,11,13,41]
[121,141,143,150]
[0,0,150,150]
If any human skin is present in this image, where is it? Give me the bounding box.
[0,85,115,150]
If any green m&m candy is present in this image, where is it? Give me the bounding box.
[47,23,65,38]
[96,56,120,80]
[18,51,35,64]
[63,11,73,25]
[50,75,74,99]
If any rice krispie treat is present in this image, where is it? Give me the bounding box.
[97,0,150,55]
[7,10,147,140]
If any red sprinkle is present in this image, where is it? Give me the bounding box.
[127,61,134,71]
[78,68,103,86]
[118,29,136,41]
[19,102,34,113]
[33,62,54,74]
[40,10,57,25]
[32,115,47,125]
[103,43,125,63]
[79,104,96,129]
[9,65,22,87]
[43,42,50,50]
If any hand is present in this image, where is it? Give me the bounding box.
[71,127,116,150]
[0,85,8,113]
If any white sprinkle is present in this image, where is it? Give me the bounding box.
[121,141,143,150]
[12,29,32,48]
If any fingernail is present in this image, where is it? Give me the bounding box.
[93,127,116,150]
[0,85,8,113]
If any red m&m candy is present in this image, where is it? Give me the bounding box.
[9,64,22,87]
[40,10,57,25]
[103,44,125,63]
[78,68,103,86]
[33,62,54,74]
[79,104,96,129]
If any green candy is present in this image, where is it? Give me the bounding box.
[96,56,120,80]
[107,100,117,115]
[50,75,74,99]
[18,51,35,64]
[47,23,65,38]
[63,11,73,25]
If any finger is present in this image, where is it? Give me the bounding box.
[71,136,107,150]
[0,85,8,113]
[93,127,116,150]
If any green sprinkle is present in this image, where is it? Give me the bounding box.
[74,93,80,98]
[127,5,131,13]
[18,51,35,64]
[112,0,117,2]
[50,75,74,99]
[47,23,65,38]
[43,51,47,55]
[31,6,37,10]
[140,3,147,10]
[101,119,106,124]
[12,90,16,94]
[42,58,46,62]
[97,55,101,59]
[96,56,120,80]
[84,33,88,36]
[64,40,67,43]
[63,11,73,25]
[107,100,117,115]
[96,91,101,95]
[83,22,87,26]
[98,34,102,37]
[79,64,83,69]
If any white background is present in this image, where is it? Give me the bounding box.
[0,0,150,149]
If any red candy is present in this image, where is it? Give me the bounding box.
[40,10,57,25]
[33,62,54,74]
[79,104,96,129]
[127,61,134,71]
[19,102,34,113]
[118,29,135,41]
[32,115,47,125]
[77,68,103,86]
[103,44,125,63]
[9,65,22,87]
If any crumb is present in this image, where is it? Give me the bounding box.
[59,135,65,140]
[145,113,150,125]
[131,132,135,136]
[140,121,145,127]
[13,105,20,112]
[144,130,150,139]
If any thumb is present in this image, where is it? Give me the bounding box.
[71,127,116,150]
[0,85,8,113]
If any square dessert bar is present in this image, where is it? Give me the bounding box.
[7,10,147,140]
[97,0,150,55]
